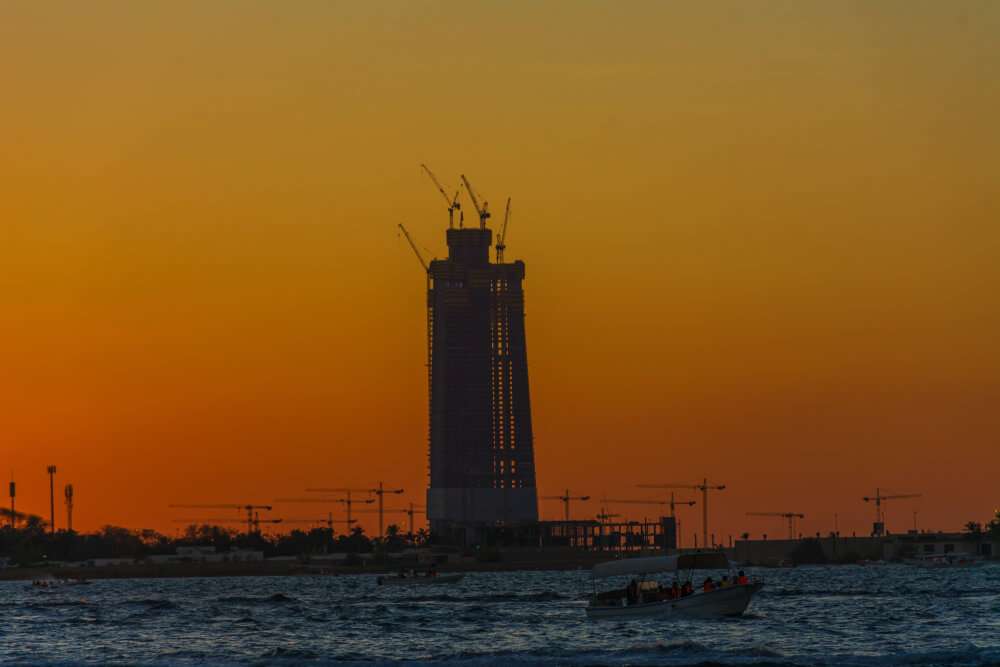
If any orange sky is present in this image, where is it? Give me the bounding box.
[2,2,998,542]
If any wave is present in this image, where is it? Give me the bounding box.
[376,591,570,604]
[6,647,1000,667]
[124,598,180,610]
[764,588,1000,598]
[215,592,298,605]
[15,600,92,610]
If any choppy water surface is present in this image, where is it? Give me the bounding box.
[1,564,999,666]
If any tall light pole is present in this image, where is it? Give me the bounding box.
[8,478,15,529]
[47,465,57,534]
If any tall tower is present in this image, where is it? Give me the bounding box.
[426,227,539,538]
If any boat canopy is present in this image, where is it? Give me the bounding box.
[591,552,731,579]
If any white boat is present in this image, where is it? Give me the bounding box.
[376,573,464,586]
[586,552,762,620]
[903,553,985,568]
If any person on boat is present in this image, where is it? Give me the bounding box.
[703,577,715,593]
[720,575,730,588]
[737,570,749,585]
[626,579,638,605]
[681,581,693,597]
[670,581,680,599]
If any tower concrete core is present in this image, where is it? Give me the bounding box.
[426,227,539,536]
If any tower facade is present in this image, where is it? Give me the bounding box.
[426,227,538,535]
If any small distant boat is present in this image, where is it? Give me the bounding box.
[903,553,985,568]
[586,552,762,620]
[30,576,91,588]
[376,572,464,587]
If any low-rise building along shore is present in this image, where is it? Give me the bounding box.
[735,531,997,565]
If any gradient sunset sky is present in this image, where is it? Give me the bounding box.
[2,2,998,541]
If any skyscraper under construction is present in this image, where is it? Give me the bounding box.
[423,219,539,538]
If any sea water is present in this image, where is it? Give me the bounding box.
[1,564,998,666]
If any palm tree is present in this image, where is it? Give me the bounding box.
[989,512,1000,539]
[965,521,983,536]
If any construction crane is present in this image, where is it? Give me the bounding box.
[372,483,404,540]
[638,479,726,549]
[275,489,375,524]
[602,493,696,518]
[542,489,591,522]
[421,163,462,229]
[746,512,805,540]
[495,197,512,263]
[306,484,405,541]
[398,223,430,275]
[402,503,426,538]
[863,488,922,536]
[168,503,274,535]
[460,174,490,230]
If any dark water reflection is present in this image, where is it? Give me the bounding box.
[1,564,999,665]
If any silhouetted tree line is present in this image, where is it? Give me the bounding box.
[0,517,425,566]
[964,513,1000,538]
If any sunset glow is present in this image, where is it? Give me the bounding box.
[2,2,998,542]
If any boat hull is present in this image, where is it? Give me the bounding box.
[586,583,762,620]
[377,573,464,586]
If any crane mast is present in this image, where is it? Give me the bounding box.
[542,488,591,522]
[638,479,726,548]
[496,197,511,263]
[290,488,377,527]
[863,488,921,536]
